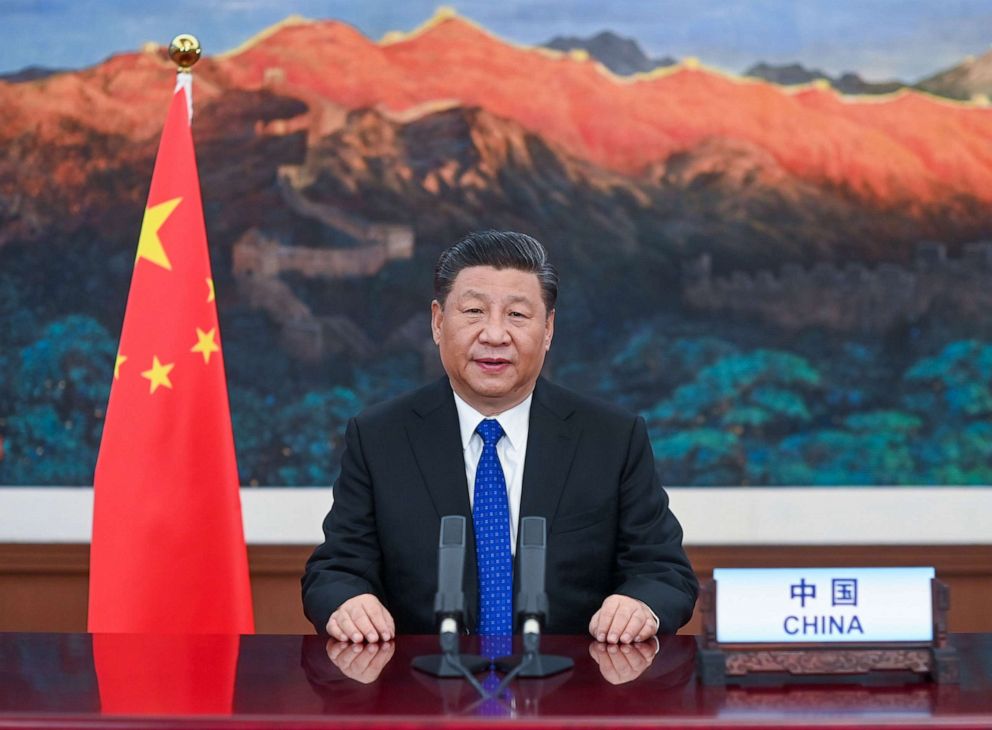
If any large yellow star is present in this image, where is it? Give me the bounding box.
[114,353,127,380]
[191,327,220,364]
[135,197,182,271]
[140,356,174,393]
[206,278,215,303]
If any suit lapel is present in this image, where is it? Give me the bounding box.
[407,380,471,518]
[519,378,581,542]
[406,378,478,630]
[514,381,580,617]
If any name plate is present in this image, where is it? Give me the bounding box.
[713,567,936,644]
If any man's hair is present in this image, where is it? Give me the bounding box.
[433,230,559,312]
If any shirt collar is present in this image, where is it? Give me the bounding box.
[452,388,533,452]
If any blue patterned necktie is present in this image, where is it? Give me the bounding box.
[473,418,513,636]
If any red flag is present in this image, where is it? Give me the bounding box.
[89,77,254,634]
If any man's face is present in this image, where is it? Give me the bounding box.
[432,266,555,415]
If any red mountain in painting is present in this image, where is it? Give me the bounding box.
[217,14,992,206]
[3,12,991,209]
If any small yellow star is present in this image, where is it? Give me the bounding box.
[206,277,215,302]
[190,327,221,364]
[135,197,182,271]
[114,353,127,380]
[140,356,174,394]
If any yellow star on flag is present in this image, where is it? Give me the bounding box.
[191,327,221,364]
[114,353,127,380]
[135,197,182,271]
[141,356,174,394]
[206,278,215,302]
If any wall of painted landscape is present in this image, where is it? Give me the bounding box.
[2,9,992,487]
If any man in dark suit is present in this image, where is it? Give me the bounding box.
[303,231,697,644]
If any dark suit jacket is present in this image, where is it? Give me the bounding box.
[302,377,698,635]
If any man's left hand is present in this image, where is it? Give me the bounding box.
[588,594,658,644]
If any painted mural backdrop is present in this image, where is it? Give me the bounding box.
[2,4,992,486]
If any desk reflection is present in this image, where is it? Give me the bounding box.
[5,633,986,724]
[588,640,658,685]
[300,634,696,716]
[324,640,396,684]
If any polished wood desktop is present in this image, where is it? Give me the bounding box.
[1,633,991,728]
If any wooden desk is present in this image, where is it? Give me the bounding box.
[1,633,991,728]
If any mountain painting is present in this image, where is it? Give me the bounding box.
[2,5,992,487]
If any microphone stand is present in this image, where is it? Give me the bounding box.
[411,617,490,678]
[412,516,490,681]
[494,618,573,679]
[494,517,573,679]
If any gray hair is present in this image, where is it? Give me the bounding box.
[433,230,558,312]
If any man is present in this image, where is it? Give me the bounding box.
[303,230,697,644]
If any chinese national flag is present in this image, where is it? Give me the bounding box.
[89,77,254,635]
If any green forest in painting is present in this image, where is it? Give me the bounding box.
[4,298,992,485]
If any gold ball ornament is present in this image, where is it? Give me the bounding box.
[168,34,202,70]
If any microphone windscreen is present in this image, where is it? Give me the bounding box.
[521,516,545,547]
[440,515,464,546]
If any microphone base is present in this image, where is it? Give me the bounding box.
[494,653,574,678]
[411,653,490,677]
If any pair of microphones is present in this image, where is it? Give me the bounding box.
[411,515,574,681]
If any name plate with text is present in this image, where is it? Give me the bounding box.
[713,567,936,644]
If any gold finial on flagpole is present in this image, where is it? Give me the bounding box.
[169,34,202,73]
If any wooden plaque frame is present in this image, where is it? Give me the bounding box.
[696,577,959,685]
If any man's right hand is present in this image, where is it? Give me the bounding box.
[326,593,396,643]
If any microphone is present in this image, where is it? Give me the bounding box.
[495,517,573,678]
[517,515,550,649]
[411,516,489,679]
[436,513,467,651]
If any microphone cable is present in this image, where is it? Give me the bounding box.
[441,652,489,698]
[439,625,489,698]
[490,650,535,697]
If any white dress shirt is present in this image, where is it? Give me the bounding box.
[452,391,531,556]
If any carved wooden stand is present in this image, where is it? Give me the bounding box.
[697,579,959,686]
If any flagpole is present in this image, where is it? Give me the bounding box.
[169,34,201,122]
[169,33,202,69]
